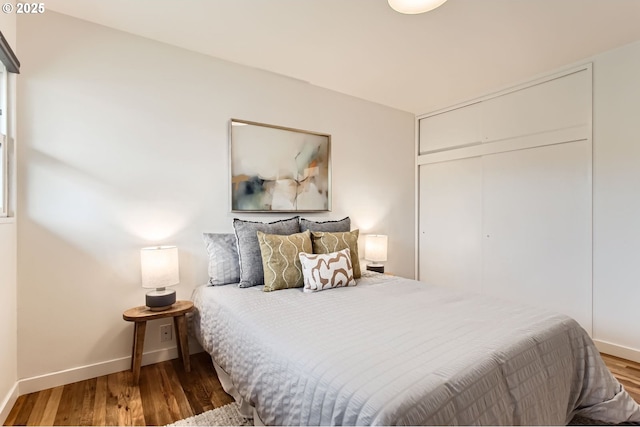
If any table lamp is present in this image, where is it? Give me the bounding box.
[140,245,179,311]
[365,234,388,273]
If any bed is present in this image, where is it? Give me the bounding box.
[191,271,640,425]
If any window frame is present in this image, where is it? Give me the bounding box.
[0,29,19,220]
[0,61,7,218]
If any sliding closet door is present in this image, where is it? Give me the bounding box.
[482,141,592,333]
[418,158,482,293]
[418,65,592,333]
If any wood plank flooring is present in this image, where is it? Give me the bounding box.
[5,352,640,426]
[601,353,640,403]
[4,352,233,426]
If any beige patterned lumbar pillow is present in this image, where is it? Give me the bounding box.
[299,248,356,293]
[311,229,361,278]
[257,230,312,292]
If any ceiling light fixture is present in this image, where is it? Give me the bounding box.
[388,0,448,14]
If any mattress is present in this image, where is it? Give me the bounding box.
[191,272,640,425]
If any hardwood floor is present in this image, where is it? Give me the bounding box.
[601,353,640,403]
[3,352,233,426]
[5,352,640,426]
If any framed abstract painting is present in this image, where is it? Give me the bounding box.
[229,119,331,212]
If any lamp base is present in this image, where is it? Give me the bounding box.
[145,288,176,311]
[366,263,385,274]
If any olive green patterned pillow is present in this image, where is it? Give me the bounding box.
[257,230,312,292]
[311,229,361,278]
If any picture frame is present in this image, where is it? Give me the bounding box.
[229,119,331,212]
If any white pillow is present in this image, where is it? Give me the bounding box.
[298,248,356,293]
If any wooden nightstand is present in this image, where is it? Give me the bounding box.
[123,300,195,384]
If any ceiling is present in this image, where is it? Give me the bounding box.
[45,0,640,114]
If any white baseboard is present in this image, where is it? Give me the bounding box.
[18,341,202,396]
[0,382,19,426]
[594,339,640,364]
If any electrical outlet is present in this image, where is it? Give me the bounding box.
[160,324,173,342]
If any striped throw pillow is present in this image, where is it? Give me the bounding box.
[202,233,240,286]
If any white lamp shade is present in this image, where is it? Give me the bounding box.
[388,0,448,14]
[365,235,388,263]
[140,246,179,289]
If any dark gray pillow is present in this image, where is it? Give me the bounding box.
[300,217,350,233]
[233,217,300,287]
[202,233,240,286]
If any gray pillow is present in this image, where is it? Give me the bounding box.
[300,217,350,233]
[202,233,241,286]
[233,217,300,287]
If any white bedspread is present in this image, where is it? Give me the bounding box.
[192,273,640,425]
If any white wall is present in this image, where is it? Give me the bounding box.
[592,40,640,360]
[0,223,17,421]
[0,3,18,423]
[16,11,415,388]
